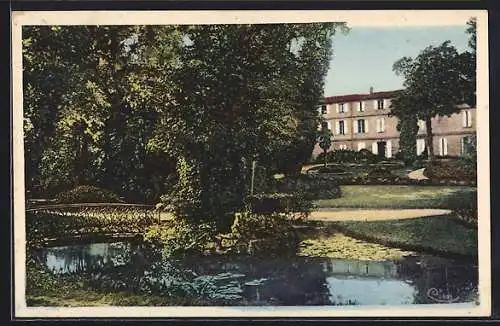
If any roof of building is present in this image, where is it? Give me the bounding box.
[324,90,402,105]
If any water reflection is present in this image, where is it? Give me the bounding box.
[31,242,478,306]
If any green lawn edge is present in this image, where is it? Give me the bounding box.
[311,214,477,260]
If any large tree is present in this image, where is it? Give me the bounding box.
[391,23,476,160]
[24,23,345,230]
[147,23,344,230]
[23,26,179,200]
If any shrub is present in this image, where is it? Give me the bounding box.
[366,168,396,179]
[55,185,124,204]
[269,174,342,200]
[411,159,427,170]
[314,149,379,165]
[453,209,477,229]
[423,160,476,182]
[230,211,299,256]
[143,221,217,257]
[247,193,312,217]
[304,165,348,174]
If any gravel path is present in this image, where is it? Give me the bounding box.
[307,208,451,222]
[407,168,429,180]
[156,208,451,222]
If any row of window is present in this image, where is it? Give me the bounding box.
[416,136,474,156]
[417,110,473,131]
[321,118,387,135]
[320,99,389,115]
[334,140,393,158]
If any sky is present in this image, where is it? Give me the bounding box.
[324,25,471,96]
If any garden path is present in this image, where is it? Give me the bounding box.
[307,208,450,222]
[407,168,429,180]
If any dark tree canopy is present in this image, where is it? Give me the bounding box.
[23,23,347,230]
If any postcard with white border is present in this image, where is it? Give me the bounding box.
[12,9,490,318]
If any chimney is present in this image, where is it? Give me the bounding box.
[369,86,374,94]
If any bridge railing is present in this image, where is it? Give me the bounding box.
[26,202,161,224]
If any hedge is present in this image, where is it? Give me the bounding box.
[55,185,125,204]
[423,160,477,182]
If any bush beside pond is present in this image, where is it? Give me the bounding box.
[25,257,212,307]
[55,185,125,204]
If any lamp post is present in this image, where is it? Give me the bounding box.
[250,159,256,197]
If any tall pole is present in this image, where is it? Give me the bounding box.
[250,160,256,196]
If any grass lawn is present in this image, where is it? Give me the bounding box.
[327,215,477,257]
[314,185,477,209]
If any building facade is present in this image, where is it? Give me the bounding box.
[312,89,476,158]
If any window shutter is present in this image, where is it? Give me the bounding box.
[336,104,339,113]
[383,99,388,109]
[344,121,349,134]
[468,111,472,127]
[444,138,448,156]
[335,121,340,135]
[365,119,369,133]
[373,100,378,110]
[345,103,349,112]
[462,110,467,127]
[386,140,392,158]
[327,121,332,131]
[381,118,385,132]
[353,120,358,134]
[372,142,378,155]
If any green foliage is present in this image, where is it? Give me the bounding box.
[461,134,477,165]
[366,168,396,179]
[391,31,476,159]
[453,208,477,229]
[395,114,419,165]
[314,149,379,164]
[23,26,179,200]
[423,160,477,182]
[55,185,124,204]
[313,185,477,210]
[231,211,295,241]
[143,221,217,257]
[24,23,348,231]
[147,23,346,230]
[247,193,312,217]
[230,211,300,255]
[269,174,342,201]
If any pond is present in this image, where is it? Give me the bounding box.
[30,241,479,306]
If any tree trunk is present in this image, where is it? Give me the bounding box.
[425,117,435,161]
